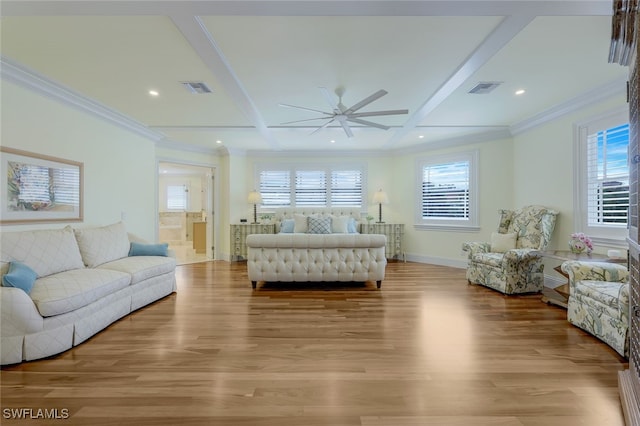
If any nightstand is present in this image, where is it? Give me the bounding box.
[230,224,276,261]
[360,223,405,261]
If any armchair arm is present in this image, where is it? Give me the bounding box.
[462,242,491,259]
[0,287,43,336]
[560,261,628,291]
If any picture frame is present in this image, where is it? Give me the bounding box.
[0,147,83,224]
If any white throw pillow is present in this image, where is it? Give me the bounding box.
[331,216,350,233]
[490,232,517,253]
[74,222,131,267]
[293,214,308,233]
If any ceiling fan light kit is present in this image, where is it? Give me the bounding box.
[280,87,409,138]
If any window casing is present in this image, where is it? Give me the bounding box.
[415,151,479,231]
[256,164,365,209]
[575,109,629,246]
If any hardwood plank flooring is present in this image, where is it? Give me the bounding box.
[0,261,629,425]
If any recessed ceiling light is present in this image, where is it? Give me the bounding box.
[330,140,336,144]
[515,89,526,95]
[418,135,424,139]
[149,90,159,97]
[216,140,222,144]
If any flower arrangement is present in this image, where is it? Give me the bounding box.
[569,232,593,254]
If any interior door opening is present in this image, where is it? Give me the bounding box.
[158,161,215,265]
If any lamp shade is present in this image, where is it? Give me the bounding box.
[247,191,262,204]
[372,189,389,205]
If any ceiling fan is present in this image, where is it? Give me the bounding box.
[279,87,409,138]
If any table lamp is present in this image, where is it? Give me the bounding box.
[372,189,389,223]
[247,191,262,224]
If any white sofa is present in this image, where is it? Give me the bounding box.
[246,208,387,289]
[0,222,176,365]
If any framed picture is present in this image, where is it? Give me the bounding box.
[0,147,83,224]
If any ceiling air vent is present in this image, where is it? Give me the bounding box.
[468,81,502,94]
[181,81,212,94]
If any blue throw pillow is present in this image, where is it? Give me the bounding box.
[279,218,295,233]
[2,261,37,294]
[347,217,359,233]
[129,242,169,257]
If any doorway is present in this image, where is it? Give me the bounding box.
[158,161,215,265]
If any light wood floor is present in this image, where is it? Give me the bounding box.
[1,261,630,425]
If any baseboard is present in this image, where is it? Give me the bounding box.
[619,370,640,426]
[405,254,467,269]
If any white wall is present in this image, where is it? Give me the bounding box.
[393,137,514,267]
[512,94,627,252]
[1,81,158,241]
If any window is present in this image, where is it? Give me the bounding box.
[256,164,365,209]
[167,185,188,210]
[575,110,629,246]
[415,151,478,230]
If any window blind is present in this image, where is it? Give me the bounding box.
[586,123,629,226]
[259,170,291,207]
[421,160,470,219]
[330,170,362,206]
[14,163,51,204]
[167,185,187,210]
[295,170,326,206]
[52,168,80,206]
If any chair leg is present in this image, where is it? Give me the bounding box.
[251,281,257,289]
[376,280,382,289]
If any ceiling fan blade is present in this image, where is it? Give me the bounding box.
[344,89,387,114]
[319,87,342,113]
[346,117,390,130]
[281,117,333,125]
[349,109,409,118]
[340,121,354,138]
[310,118,335,135]
[279,103,333,116]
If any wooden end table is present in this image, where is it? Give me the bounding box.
[538,250,627,308]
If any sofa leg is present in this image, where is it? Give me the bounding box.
[376,280,382,289]
[251,281,256,289]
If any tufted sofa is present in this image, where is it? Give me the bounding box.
[561,260,629,357]
[246,208,386,289]
[0,222,176,365]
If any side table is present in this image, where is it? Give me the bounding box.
[360,223,405,261]
[538,250,627,308]
[230,224,276,261]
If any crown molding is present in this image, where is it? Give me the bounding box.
[393,128,512,155]
[245,148,391,158]
[155,138,223,155]
[510,78,627,135]
[1,55,165,142]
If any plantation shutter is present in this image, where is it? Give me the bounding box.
[167,185,187,210]
[330,170,362,206]
[421,161,470,219]
[259,170,291,207]
[295,170,326,206]
[586,123,629,226]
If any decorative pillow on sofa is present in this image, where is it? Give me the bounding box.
[279,219,295,233]
[331,216,350,233]
[129,242,169,257]
[0,226,84,278]
[308,216,332,234]
[74,222,131,268]
[347,217,359,233]
[293,214,309,233]
[490,232,517,253]
[2,261,37,294]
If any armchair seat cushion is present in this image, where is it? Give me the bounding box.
[471,253,504,268]
[574,280,626,312]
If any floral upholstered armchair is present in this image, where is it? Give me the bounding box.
[462,205,558,295]
[560,261,629,357]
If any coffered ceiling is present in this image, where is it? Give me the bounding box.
[0,1,629,154]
